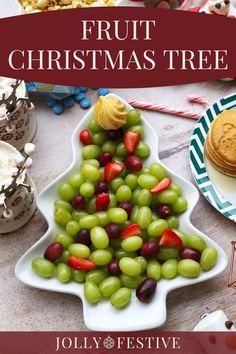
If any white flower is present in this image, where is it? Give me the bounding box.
[15,155,25,167]
[24,143,36,156]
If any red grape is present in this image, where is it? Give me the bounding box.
[139,241,158,259]
[107,128,123,140]
[180,247,201,262]
[95,181,109,195]
[75,229,91,247]
[117,202,132,217]
[156,204,172,218]
[105,223,121,239]
[72,195,86,209]
[98,152,113,166]
[136,278,157,303]
[107,259,121,276]
[44,242,64,262]
[125,155,143,172]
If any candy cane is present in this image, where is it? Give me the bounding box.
[127,100,201,120]
[187,95,211,108]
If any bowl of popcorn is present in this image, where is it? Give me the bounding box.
[17,0,119,13]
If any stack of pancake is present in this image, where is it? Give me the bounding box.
[205,109,236,177]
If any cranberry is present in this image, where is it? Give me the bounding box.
[139,241,159,259]
[98,152,113,166]
[105,223,121,239]
[107,128,123,140]
[71,195,86,209]
[136,278,157,303]
[156,204,172,219]
[180,247,201,262]
[107,259,121,276]
[95,181,109,195]
[117,202,132,217]
[44,242,64,262]
[125,155,143,172]
[75,229,91,247]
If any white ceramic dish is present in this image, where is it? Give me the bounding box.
[15,94,228,331]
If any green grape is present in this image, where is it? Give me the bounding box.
[162,259,178,279]
[157,246,180,261]
[92,131,107,145]
[172,197,188,213]
[151,212,159,221]
[116,143,127,157]
[119,257,142,277]
[149,163,168,181]
[84,281,102,304]
[91,226,109,249]
[54,200,72,213]
[188,235,206,252]
[200,247,218,271]
[108,193,117,208]
[169,183,182,196]
[135,142,150,158]
[137,189,152,206]
[115,249,137,260]
[86,269,107,285]
[111,177,124,193]
[141,230,149,242]
[94,211,110,227]
[102,141,117,155]
[58,183,75,201]
[90,250,112,265]
[54,208,72,226]
[82,159,100,168]
[130,205,139,223]
[125,109,141,128]
[136,207,152,229]
[99,276,121,298]
[178,259,200,278]
[59,250,71,263]
[121,236,143,252]
[66,220,81,236]
[120,274,143,288]
[135,256,147,273]
[56,263,72,283]
[72,269,86,282]
[156,190,178,204]
[110,238,121,250]
[146,259,162,281]
[129,125,144,137]
[98,167,104,181]
[107,208,128,224]
[86,198,96,214]
[69,172,86,189]
[54,233,74,249]
[68,244,90,258]
[110,288,132,308]
[125,174,138,190]
[88,118,103,132]
[79,215,99,229]
[32,257,54,278]
[137,174,158,189]
[72,210,88,222]
[116,185,132,202]
[167,216,179,229]
[130,187,141,205]
[82,145,101,159]
[81,163,100,181]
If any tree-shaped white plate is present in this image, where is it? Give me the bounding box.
[15,94,228,331]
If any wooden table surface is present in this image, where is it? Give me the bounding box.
[1,81,236,331]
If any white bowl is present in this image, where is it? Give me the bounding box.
[15,94,228,331]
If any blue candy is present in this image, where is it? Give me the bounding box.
[52,103,64,115]
[78,87,88,93]
[98,88,110,96]
[64,96,75,108]
[74,87,81,95]
[46,96,56,107]
[75,93,86,102]
[80,98,91,109]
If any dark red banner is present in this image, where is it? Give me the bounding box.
[0,8,235,87]
[1,332,236,354]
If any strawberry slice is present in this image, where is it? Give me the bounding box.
[159,229,183,247]
[79,129,93,145]
[150,178,172,194]
[121,223,141,239]
[104,162,124,182]
[96,193,110,211]
[124,131,141,154]
[68,256,96,271]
